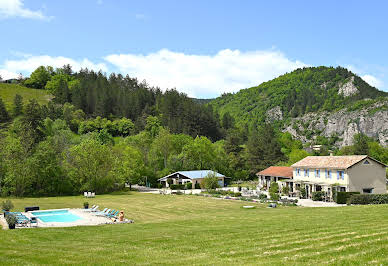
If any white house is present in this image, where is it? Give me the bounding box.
[158,170,229,188]
[291,155,387,200]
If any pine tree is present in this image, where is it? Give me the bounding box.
[13,94,23,116]
[0,98,10,122]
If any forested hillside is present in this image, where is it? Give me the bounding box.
[210,66,387,127]
[0,65,387,197]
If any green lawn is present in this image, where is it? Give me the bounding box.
[0,83,52,110]
[1,192,388,265]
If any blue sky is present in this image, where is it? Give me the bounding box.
[0,0,387,98]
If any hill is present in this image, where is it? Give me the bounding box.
[0,83,52,110]
[210,66,388,146]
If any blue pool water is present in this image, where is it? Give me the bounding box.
[31,210,83,223]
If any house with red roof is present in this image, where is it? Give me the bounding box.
[257,155,386,201]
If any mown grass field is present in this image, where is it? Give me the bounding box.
[0,83,52,110]
[1,192,388,265]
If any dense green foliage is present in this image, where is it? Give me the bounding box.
[348,194,388,205]
[335,192,361,204]
[210,66,387,128]
[1,65,387,197]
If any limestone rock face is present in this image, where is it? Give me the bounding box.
[284,100,388,147]
[266,106,283,122]
[338,76,359,97]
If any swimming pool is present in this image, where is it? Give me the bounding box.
[31,209,83,223]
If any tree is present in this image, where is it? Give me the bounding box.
[64,138,119,194]
[12,94,23,116]
[181,136,216,170]
[288,149,309,165]
[113,145,145,186]
[150,128,173,169]
[24,66,51,89]
[201,172,220,190]
[0,98,10,122]
[269,181,279,200]
[247,124,284,175]
[353,133,371,155]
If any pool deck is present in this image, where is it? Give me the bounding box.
[23,209,114,228]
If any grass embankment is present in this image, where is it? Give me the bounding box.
[0,83,52,110]
[1,192,388,265]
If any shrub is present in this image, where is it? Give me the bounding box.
[348,194,388,205]
[282,186,290,196]
[299,187,306,198]
[335,192,360,204]
[83,202,89,209]
[156,183,163,189]
[259,193,268,200]
[269,182,279,201]
[233,192,242,197]
[194,183,201,189]
[6,214,17,228]
[185,182,192,190]
[170,184,184,190]
[312,191,325,201]
[201,172,220,190]
[1,200,14,211]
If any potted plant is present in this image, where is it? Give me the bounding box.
[6,214,17,229]
[83,202,89,209]
[1,200,14,217]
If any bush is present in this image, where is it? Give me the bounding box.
[6,213,17,228]
[201,172,220,190]
[312,191,325,201]
[270,192,280,201]
[299,187,306,199]
[83,202,89,209]
[194,183,201,189]
[170,184,184,190]
[156,183,163,189]
[282,186,290,196]
[185,182,192,190]
[1,200,14,211]
[259,193,268,200]
[335,192,360,204]
[233,192,242,197]
[348,194,388,205]
[269,182,279,201]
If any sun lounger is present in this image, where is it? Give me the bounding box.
[103,210,115,217]
[107,210,119,218]
[84,205,99,212]
[95,208,110,216]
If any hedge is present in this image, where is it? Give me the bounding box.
[348,194,388,205]
[170,184,185,190]
[335,192,360,204]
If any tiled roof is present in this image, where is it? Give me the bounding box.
[291,155,369,169]
[256,166,293,178]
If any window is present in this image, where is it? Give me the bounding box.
[296,168,300,176]
[363,188,373,194]
[315,169,320,178]
[327,170,331,179]
[337,170,344,180]
[304,169,309,177]
[363,160,370,165]
[340,187,346,192]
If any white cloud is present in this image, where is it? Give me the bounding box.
[0,0,52,20]
[0,69,18,80]
[105,49,306,97]
[4,55,108,74]
[361,74,383,88]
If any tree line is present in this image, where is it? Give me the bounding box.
[0,65,387,197]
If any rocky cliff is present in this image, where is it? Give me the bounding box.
[283,100,388,147]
